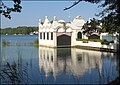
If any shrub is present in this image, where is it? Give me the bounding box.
[34,39,39,47]
[101,39,110,45]
[92,39,103,42]
[82,40,88,43]
[2,39,7,46]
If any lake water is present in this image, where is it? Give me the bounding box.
[0,35,119,84]
[102,35,116,41]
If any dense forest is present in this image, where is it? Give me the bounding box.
[0,26,38,35]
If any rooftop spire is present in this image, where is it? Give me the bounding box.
[45,16,48,19]
[53,16,57,21]
[39,19,42,22]
[44,16,49,23]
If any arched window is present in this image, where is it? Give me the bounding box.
[77,32,82,39]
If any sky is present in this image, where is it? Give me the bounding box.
[1,1,102,29]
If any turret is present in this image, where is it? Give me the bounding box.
[38,19,43,29]
[52,16,58,28]
[43,16,51,28]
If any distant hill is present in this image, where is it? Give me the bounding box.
[0,26,38,35]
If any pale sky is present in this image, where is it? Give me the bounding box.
[1,1,101,29]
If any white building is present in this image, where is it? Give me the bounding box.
[38,16,86,47]
[38,16,117,52]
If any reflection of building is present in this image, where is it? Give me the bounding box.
[39,47,57,78]
[38,16,86,47]
[39,47,103,79]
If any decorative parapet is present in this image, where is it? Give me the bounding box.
[39,15,85,30]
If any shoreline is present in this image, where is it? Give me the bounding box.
[39,45,116,53]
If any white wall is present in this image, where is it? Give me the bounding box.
[75,41,115,49]
[39,32,57,47]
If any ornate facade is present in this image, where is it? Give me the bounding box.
[38,16,86,47]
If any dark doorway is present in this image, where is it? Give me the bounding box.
[57,34,71,46]
[77,32,82,39]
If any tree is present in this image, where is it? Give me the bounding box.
[64,0,120,33]
[0,0,22,19]
[66,3,120,83]
[64,0,120,54]
[0,26,38,35]
[82,18,102,36]
[101,14,118,33]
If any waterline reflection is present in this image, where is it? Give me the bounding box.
[38,47,118,84]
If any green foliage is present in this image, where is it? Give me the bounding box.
[34,39,39,47]
[82,40,88,43]
[64,0,120,33]
[108,34,113,36]
[101,27,106,33]
[1,26,38,35]
[2,39,7,46]
[101,39,114,45]
[0,0,22,19]
[82,18,102,35]
[101,14,119,33]
[101,39,110,45]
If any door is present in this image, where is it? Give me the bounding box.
[57,34,71,46]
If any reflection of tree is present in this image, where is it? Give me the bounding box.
[100,52,118,83]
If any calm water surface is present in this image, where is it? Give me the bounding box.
[0,35,119,84]
[102,35,116,41]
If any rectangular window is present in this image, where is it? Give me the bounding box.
[40,33,42,39]
[51,32,53,40]
[43,32,45,39]
[47,32,49,40]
